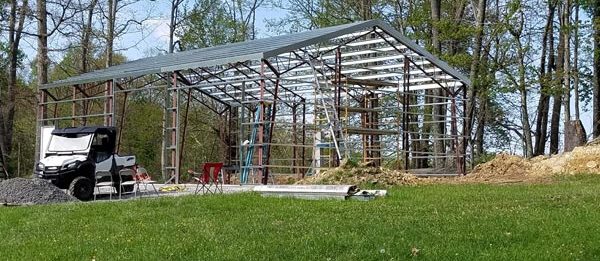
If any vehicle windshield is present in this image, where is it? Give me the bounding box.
[47,134,93,152]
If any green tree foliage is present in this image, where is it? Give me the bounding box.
[45,48,127,82]
[118,98,164,177]
[176,0,247,50]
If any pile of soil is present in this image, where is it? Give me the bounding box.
[0,178,77,205]
[297,165,418,187]
[467,143,600,182]
[467,154,536,182]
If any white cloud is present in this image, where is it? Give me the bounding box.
[144,18,175,43]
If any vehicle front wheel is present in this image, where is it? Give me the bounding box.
[68,176,94,201]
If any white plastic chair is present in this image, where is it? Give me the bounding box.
[94,171,114,200]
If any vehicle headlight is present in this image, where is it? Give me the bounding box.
[62,161,78,170]
[36,163,45,170]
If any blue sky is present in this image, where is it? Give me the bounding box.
[17,0,286,70]
[118,0,286,60]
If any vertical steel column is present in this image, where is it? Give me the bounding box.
[82,85,89,126]
[227,107,237,184]
[361,94,370,162]
[104,80,114,126]
[292,104,298,177]
[111,80,116,127]
[402,58,410,171]
[117,92,128,153]
[264,77,279,184]
[239,82,246,182]
[258,61,265,184]
[335,48,342,117]
[301,100,306,179]
[396,80,402,167]
[34,90,48,166]
[52,102,58,125]
[371,94,380,166]
[178,87,192,178]
[71,86,77,127]
[461,86,468,174]
[171,72,179,184]
[334,48,342,166]
[451,96,460,174]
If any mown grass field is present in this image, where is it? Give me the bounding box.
[1,175,600,260]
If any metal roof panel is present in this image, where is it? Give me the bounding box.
[42,20,470,89]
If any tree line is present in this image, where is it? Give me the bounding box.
[1,0,599,177]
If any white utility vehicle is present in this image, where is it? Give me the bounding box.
[35,126,136,200]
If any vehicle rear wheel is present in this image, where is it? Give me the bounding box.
[68,176,94,201]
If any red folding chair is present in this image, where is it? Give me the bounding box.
[190,162,223,194]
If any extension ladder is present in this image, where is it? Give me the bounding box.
[241,105,273,183]
[305,53,348,161]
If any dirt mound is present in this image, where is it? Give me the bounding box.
[297,165,418,187]
[0,178,77,205]
[467,144,600,182]
[467,154,536,182]
[564,145,600,174]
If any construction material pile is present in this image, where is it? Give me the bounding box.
[468,143,600,182]
[0,178,77,205]
[298,161,418,187]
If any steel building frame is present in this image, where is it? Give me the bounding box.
[37,20,470,184]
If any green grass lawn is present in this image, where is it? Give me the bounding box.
[1,175,600,260]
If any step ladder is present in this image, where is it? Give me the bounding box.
[305,53,348,161]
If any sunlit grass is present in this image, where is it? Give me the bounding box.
[1,175,600,260]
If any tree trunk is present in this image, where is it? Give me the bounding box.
[429,0,444,167]
[550,12,566,154]
[169,0,178,53]
[573,2,580,120]
[106,0,116,68]
[0,0,28,173]
[474,96,486,156]
[562,0,571,125]
[465,0,487,154]
[37,0,49,91]
[82,0,97,74]
[518,43,534,158]
[594,0,600,138]
[534,1,556,156]
[430,0,441,52]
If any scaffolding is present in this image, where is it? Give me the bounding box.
[37,20,470,184]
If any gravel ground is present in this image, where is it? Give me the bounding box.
[0,178,77,205]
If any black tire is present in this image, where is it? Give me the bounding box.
[68,176,94,201]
